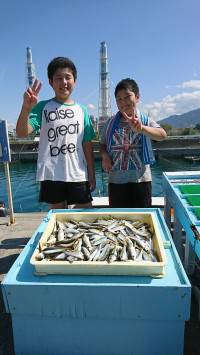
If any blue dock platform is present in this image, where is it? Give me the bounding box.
[2,208,191,355]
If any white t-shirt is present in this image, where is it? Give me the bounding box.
[29,99,95,182]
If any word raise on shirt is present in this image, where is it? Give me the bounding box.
[45,105,81,157]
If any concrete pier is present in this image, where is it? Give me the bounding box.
[8,136,200,161]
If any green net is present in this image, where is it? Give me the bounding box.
[179,185,200,194]
[186,196,200,206]
[194,208,200,220]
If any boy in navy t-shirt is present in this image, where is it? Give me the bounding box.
[100,78,167,208]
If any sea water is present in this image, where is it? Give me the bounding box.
[0,157,200,212]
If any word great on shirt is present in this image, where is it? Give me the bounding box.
[44,108,80,157]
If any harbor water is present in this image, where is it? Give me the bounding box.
[0,157,200,212]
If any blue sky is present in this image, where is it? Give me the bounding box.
[1,0,200,129]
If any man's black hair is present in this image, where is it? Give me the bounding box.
[47,57,77,81]
[115,78,140,97]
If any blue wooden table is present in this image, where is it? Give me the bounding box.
[2,208,191,355]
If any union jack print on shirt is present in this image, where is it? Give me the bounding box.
[111,127,143,172]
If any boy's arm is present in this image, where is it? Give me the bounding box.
[82,141,96,192]
[16,106,34,137]
[16,79,42,138]
[140,125,167,141]
[99,119,113,172]
[100,144,113,172]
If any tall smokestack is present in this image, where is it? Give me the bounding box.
[98,41,112,133]
[26,47,35,87]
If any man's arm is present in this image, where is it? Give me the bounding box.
[16,79,42,138]
[82,141,96,192]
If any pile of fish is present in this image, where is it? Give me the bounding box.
[36,218,159,263]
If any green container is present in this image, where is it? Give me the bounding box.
[194,208,200,220]
[179,185,200,194]
[186,196,200,206]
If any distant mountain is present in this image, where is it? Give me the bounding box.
[158,108,200,128]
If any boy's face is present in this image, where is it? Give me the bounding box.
[116,89,140,116]
[49,68,76,102]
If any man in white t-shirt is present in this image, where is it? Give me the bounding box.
[16,57,96,209]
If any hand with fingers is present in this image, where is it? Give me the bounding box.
[122,108,143,133]
[102,153,113,173]
[23,79,42,111]
[88,174,96,192]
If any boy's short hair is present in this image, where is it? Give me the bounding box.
[115,78,140,97]
[47,57,77,81]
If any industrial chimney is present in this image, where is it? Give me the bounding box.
[98,41,112,133]
[26,47,35,87]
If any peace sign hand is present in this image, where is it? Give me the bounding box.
[122,108,143,133]
[23,79,42,111]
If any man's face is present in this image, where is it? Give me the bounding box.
[49,68,76,102]
[116,88,140,116]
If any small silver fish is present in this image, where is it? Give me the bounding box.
[89,246,101,261]
[108,245,118,263]
[119,245,128,261]
[82,234,92,251]
[98,244,111,261]
[126,238,137,260]
[36,252,45,260]
[65,250,84,260]
[82,246,91,260]
[54,252,67,260]
[57,228,65,242]
[78,221,91,228]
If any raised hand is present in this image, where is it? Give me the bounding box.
[23,79,42,111]
[122,108,143,133]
